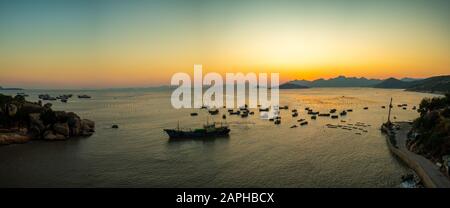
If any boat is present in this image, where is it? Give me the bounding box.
[229,111,240,115]
[318,113,330,117]
[208,108,219,115]
[311,115,317,120]
[164,121,230,139]
[279,105,289,110]
[331,115,339,119]
[190,112,198,116]
[329,109,336,113]
[347,109,353,112]
[274,119,281,125]
[340,111,347,116]
[363,107,368,110]
[259,107,269,112]
[300,121,308,126]
[292,109,297,112]
[78,95,91,99]
[292,112,298,117]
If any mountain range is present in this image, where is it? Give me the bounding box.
[280,75,450,93]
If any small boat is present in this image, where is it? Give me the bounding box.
[297,119,305,122]
[61,99,68,103]
[318,113,330,117]
[292,112,298,117]
[363,107,368,110]
[339,111,347,116]
[274,120,281,125]
[347,109,353,112]
[381,106,386,109]
[402,107,407,110]
[292,109,297,113]
[311,116,317,120]
[300,121,308,126]
[164,122,230,139]
[412,106,416,110]
[305,107,310,111]
[241,112,249,118]
[269,118,274,121]
[78,95,91,99]
[290,125,297,128]
[249,111,255,115]
[222,114,226,119]
[229,111,240,115]
[208,108,219,115]
[329,109,337,113]
[190,112,198,116]
[279,105,289,110]
[259,107,269,112]
[227,109,234,113]
[331,115,338,119]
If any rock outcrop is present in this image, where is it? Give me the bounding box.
[0,93,95,145]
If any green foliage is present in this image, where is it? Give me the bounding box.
[412,94,450,159]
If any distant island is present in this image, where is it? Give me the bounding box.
[280,75,450,93]
[0,86,24,90]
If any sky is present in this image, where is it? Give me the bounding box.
[0,0,449,88]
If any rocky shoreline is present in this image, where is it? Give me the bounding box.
[0,93,95,145]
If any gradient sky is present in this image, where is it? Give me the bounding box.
[0,0,449,88]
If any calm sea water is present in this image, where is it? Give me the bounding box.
[0,88,439,187]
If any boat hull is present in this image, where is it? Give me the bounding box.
[164,128,230,139]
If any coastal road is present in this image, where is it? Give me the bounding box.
[394,122,450,188]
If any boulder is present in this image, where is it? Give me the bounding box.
[67,112,81,136]
[29,113,45,139]
[7,104,17,116]
[80,119,95,136]
[0,133,32,145]
[53,122,69,137]
[21,103,44,115]
[43,130,66,141]
[43,103,52,109]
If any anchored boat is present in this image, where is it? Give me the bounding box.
[164,121,230,139]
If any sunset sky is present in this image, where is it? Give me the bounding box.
[0,0,449,88]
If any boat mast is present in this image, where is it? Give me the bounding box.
[387,97,393,124]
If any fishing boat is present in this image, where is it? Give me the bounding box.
[164,121,230,139]
[78,95,91,99]
[208,108,219,115]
